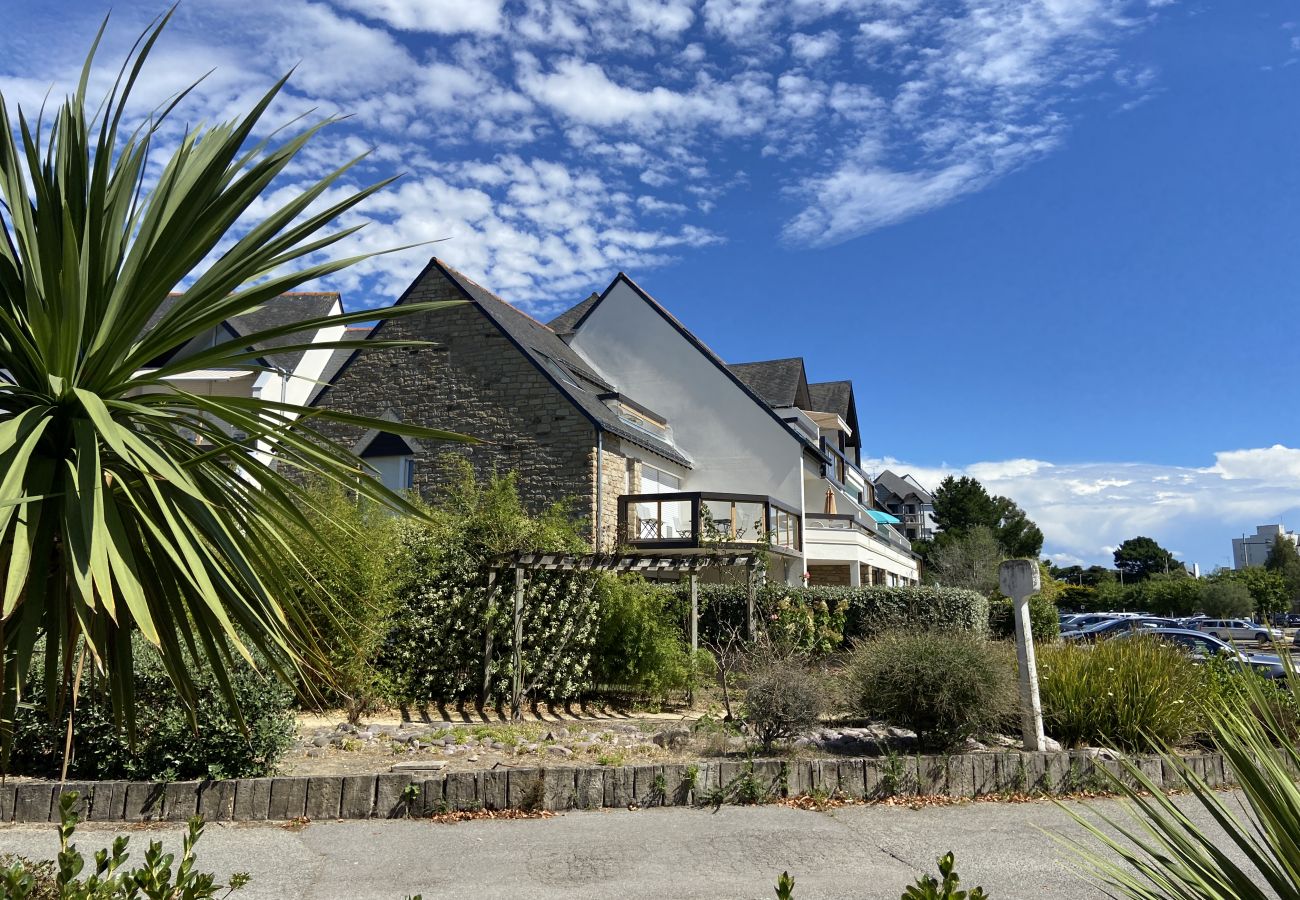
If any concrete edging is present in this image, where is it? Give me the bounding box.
[0,750,1234,824]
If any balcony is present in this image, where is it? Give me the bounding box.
[805,511,915,555]
[618,492,802,554]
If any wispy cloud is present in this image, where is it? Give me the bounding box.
[0,0,1169,303]
[865,445,1300,570]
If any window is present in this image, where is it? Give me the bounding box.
[641,465,681,494]
[361,431,416,493]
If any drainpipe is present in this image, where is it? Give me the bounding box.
[595,430,604,552]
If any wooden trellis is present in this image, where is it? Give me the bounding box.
[487,551,761,719]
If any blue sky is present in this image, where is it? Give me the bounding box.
[3,0,1299,572]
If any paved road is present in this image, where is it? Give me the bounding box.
[0,794,1255,899]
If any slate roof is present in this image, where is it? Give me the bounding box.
[146,292,340,373]
[432,261,691,468]
[548,293,600,334]
[808,381,851,421]
[874,469,933,504]
[726,358,811,409]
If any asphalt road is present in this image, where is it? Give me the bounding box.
[0,794,1257,899]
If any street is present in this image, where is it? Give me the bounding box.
[0,793,1256,899]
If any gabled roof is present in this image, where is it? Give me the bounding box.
[727,358,812,409]
[808,380,860,449]
[548,292,600,334]
[573,273,830,465]
[146,292,340,372]
[874,469,933,504]
[431,261,690,468]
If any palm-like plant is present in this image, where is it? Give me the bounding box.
[0,12,466,755]
[1065,657,1300,898]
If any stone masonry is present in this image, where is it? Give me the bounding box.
[314,263,606,536]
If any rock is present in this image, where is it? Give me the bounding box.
[547,746,573,758]
[1042,736,1063,753]
[311,735,331,748]
[467,755,479,763]
[305,748,326,758]
[792,737,813,750]
[651,728,691,751]
[491,741,505,750]
[391,760,447,772]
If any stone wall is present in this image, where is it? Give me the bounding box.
[594,438,639,551]
[1,750,1233,822]
[807,564,851,587]
[314,264,599,531]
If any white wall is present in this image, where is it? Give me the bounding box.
[570,279,805,512]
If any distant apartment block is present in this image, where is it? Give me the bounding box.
[872,470,938,541]
[1233,524,1299,569]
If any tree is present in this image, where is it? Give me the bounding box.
[931,476,1000,534]
[0,16,468,756]
[1199,581,1254,619]
[926,526,1003,595]
[1264,537,1300,609]
[992,495,1044,559]
[1113,536,1184,582]
[1211,567,1288,619]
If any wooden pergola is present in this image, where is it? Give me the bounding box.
[488,550,762,719]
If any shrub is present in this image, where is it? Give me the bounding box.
[11,639,294,781]
[1200,580,1255,618]
[0,793,248,898]
[1036,637,1204,752]
[743,657,828,750]
[590,575,691,699]
[849,630,1016,751]
[987,594,1060,642]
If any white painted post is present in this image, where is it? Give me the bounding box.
[999,559,1045,751]
[511,565,526,722]
[688,572,699,705]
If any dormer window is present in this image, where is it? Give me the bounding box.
[361,432,416,492]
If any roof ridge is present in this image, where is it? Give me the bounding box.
[434,258,556,331]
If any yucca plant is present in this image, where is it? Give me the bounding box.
[0,11,467,759]
[1064,656,1300,899]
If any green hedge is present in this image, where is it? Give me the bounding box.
[988,594,1061,642]
[664,583,989,650]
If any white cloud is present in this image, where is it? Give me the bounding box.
[330,0,504,33]
[866,446,1300,570]
[790,30,841,62]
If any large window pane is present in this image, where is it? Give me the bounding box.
[631,498,692,540]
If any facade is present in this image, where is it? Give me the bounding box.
[873,470,939,542]
[1233,524,1300,569]
[312,258,921,586]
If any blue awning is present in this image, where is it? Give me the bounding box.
[866,509,902,525]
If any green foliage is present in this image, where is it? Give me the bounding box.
[1199,579,1255,618]
[902,853,990,900]
[286,480,408,717]
[678,584,989,651]
[1036,637,1204,752]
[1264,539,1300,610]
[0,793,248,899]
[743,657,828,750]
[849,631,1016,752]
[10,638,294,781]
[987,594,1060,642]
[775,871,796,900]
[590,575,691,699]
[1063,647,1300,899]
[926,526,1003,594]
[378,459,599,706]
[0,11,470,759]
[1131,574,1205,618]
[931,476,1043,559]
[1113,536,1184,582]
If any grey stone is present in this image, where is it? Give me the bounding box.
[234,778,273,821]
[603,766,635,809]
[917,755,947,795]
[837,759,866,800]
[445,772,481,811]
[340,775,376,819]
[0,782,16,822]
[199,780,238,822]
[651,728,691,751]
[546,745,572,758]
[543,769,576,811]
[631,765,663,806]
[375,773,420,819]
[482,769,509,810]
[786,760,813,798]
[163,781,201,822]
[123,782,164,821]
[58,783,94,820]
[312,735,331,748]
[945,755,975,797]
[306,776,344,820]
[574,768,605,809]
[14,784,55,823]
[508,769,545,811]
[420,778,448,816]
[268,778,308,821]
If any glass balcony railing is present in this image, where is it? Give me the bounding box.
[618,492,802,553]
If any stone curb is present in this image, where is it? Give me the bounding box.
[0,750,1236,823]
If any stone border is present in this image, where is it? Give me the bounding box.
[0,750,1233,824]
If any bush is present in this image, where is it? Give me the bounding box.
[743,656,827,750]
[988,594,1060,642]
[848,631,1015,751]
[10,640,295,781]
[1200,580,1255,618]
[590,575,691,699]
[676,584,989,651]
[1036,637,1204,752]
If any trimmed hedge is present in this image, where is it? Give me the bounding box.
[664,583,989,650]
[988,594,1061,642]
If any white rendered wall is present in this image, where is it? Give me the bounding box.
[569,280,806,512]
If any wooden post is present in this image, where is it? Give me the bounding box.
[746,562,756,641]
[687,572,699,705]
[480,568,498,708]
[510,565,527,722]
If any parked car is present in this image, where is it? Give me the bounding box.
[1194,619,1284,643]
[1268,612,1300,628]
[1132,628,1289,680]
[1061,613,1119,633]
[1062,617,1174,643]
